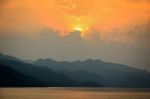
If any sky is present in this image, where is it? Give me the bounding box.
[0,0,150,71]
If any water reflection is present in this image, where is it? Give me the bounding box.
[0,88,149,99]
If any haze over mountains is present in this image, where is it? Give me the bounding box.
[0,53,150,88]
[1,28,150,72]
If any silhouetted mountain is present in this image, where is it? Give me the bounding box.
[59,70,106,84]
[0,53,102,87]
[0,64,47,87]
[0,53,150,88]
[0,53,19,61]
[34,59,150,88]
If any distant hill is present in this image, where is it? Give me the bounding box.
[34,59,150,88]
[0,53,102,87]
[0,53,19,61]
[0,64,47,87]
[0,53,150,88]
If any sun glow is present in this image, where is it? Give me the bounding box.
[73,26,83,32]
[0,0,149,42]
[72,24,89,37]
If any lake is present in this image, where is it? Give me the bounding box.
[0,88,150,99]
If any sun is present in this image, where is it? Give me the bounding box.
[73,26,86,37]
[72,24,89,37]
[73,26,83,32]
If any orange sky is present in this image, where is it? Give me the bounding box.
[0,0,150,43]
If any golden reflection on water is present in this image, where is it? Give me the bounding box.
[0,88,150,99]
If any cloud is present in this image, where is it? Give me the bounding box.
[0,28,150,71]
[0,0,150,46]
[127,21,150,48]
[0,0,150,72]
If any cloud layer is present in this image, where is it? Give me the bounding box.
[0,0,150,71]
[0,0,150,43]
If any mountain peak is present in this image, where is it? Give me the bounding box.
[0,53,19,61]
[83,59,103,63]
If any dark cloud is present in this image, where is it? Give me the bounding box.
[129,21,150,48]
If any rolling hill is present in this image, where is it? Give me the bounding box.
[0,53,150,88]
[0,53,102,87]
[34,59,150,88]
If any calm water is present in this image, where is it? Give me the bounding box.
[0,88,150,99]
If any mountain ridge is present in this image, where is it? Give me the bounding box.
[0,52,150,88]
[0,53,102,87]
[34,58,150,88]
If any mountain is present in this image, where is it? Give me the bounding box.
[58,70,106,84]
[0,53,102,87]
[0,53,150,88]
[0,64,47,87]
[0,53,19,61]
[34,59,150,88]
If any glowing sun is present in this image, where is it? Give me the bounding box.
[73,26,83,32]
[73,26,88,37]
